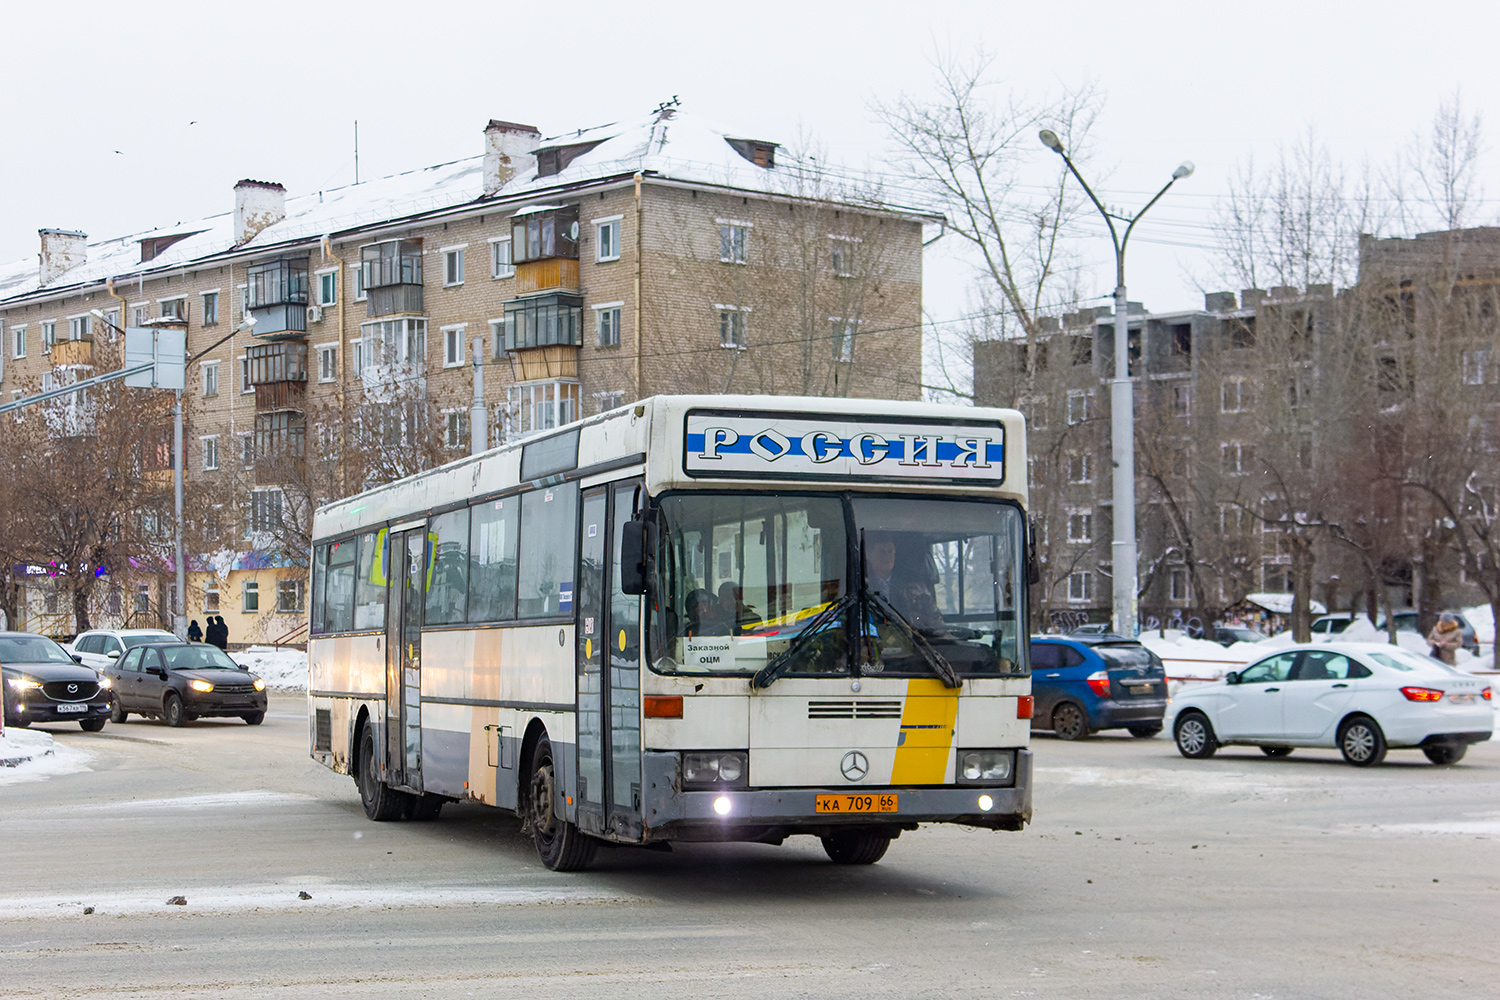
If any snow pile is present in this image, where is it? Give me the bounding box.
[1461,604,1495,646]
[1138,630,1260,683]
[0,728,91,784]
[230,646,308,690]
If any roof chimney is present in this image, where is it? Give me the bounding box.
[234,179,286,245]
[38,229,87,285]
[483,120,541,196]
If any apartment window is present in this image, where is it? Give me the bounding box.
[504,380,580,440]
[12,325,25,358]
[1221,441,1250,476]
[133,305,148,326]
[313,270,337,308]
[202,361,219,397]
[1066,453,1092,484]
[490,238,514,278]
[830,237,857,277]
[501,296,581,349]
[1173,385,1191,417]
[442,324,467,367]
[719,222,749,263]
[444,410,467,449]
[350,264,367,301]
[595,217,622,262]
[160,297,186,321]
[41,321,55,353]
[240,432,254,466]
[276,579,305,613]
[489,318,507,356]
[202,436,219,471]
[203,583,220,613]
[1463,348,1491,385]
[1066,390,1092,425]
[202,291,219,326]
[442,246,466,286]
[135,584,151,615]
[318,345,337,382]
[593,390,625,413]
[1067,512,1093,543]
[1169,322,1192,355]
[831,318,856,362]
[249,489,283,534]
[68,316,90,341]
[594,303,622,347]
[1068,571,1093,603]
[1221,378,1246,413]
[359,317,428,371]
[243,581,260,613]
[719,306,748,349]
[238,357,252,394]
[1169,567,1190,603]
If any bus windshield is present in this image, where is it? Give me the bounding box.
[651,493,1026,680]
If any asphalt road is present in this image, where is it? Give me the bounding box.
[2,694,1497,999]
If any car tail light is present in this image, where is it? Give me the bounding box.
[1016,695,1034,719]
[1482,687,1493,701]
[1400,686,1444,702]
[1086,670,1112,698]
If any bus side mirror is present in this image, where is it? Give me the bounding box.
[1026,519,1041,586]
[621,521,649,596]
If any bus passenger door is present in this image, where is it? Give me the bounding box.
[385,527,425,793]
[575,491,608,837]
[606,481,643,840]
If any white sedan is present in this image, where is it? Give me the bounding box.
[1167,642,1494,766]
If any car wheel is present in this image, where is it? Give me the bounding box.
[1338,715,1387,767]
[163,693,187,728]
[242,711,265,726]
[357,724,407,821]
[1052,702,1090,741]
[821,827,893,865]
[108,697,127,724]
[79,718,107,733]
[1128,725,1162,739]
[1260,747,1294,758]
[1422,742,1467,766]
[1174,712,1217,758]
[528,734,596,871]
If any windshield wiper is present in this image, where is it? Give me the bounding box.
[751,592,858,690]
[867,592,962,688]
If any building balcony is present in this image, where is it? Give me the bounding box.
[507,344,579,381]
[247,341,308,385]
[247,258,310,338]
[51,339,93,367]
[363,239,424,318]
[254,380,306,413]
[515,258,579,294]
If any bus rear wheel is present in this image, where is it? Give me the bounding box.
[528,734,596,871]
[821,827,892,865]
[358,724,407,821]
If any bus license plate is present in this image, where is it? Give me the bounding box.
[57,703,87,713]
[815,793,898,814]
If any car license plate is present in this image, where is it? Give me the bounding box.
[815,793,898,814]
[1450,693,1475,704]
[56,703,87,713]
[1129,684,1152,695]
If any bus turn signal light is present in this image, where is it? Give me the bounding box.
[644,695,684,718]
[1017,695,1034,719]
[1400,686,1444,702]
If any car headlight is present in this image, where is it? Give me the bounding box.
[189,679,214,693]
[682,751,749,789]
[97,676,113,690]
[958,749,1016,786]
[6,677,41,691]
[253,678,266,692]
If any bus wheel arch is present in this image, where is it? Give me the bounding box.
[351,706,374,784]
[523,728,597,871]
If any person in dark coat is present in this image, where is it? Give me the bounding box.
[187,619,203,642]
[207,616,228,650]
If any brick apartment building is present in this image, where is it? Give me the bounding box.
[0,105,935,640]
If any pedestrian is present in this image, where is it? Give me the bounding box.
[1427,613,1462,666]
[187,619,203,643]
[207,616,227,651]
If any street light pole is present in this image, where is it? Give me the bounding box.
[1038,130,1192,637]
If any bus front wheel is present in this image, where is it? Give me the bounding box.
[821,827,892,865]
[358,724,407,821]
[528,734,596,872]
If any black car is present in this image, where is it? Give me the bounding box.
[103,642,267,727]
[0,631,112,731]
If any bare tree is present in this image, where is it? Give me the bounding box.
[1389,90,1486,233]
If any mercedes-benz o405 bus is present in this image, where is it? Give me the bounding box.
[308,395,1033,870]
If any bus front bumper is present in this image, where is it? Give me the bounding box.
[639,748,1032,842]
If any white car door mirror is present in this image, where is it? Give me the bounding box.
[107,649,120,659]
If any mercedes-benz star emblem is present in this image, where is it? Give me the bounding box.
[840,750,869,782]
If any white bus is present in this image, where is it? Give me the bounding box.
[308,394,1033,870]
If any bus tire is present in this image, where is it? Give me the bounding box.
[528,734,596,871]
[358,723,407,821]
[821,828,892,865]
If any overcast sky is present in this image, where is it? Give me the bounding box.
[4,0,1497,347]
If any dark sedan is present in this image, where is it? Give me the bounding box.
[104,642,267,727]
[0,631,112,731]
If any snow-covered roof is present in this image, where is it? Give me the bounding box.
[1243,592,1327,616]
[0,108,930,306]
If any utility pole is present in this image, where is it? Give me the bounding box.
[470,336,487,455]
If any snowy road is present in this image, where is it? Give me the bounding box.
[1,696,1496,998]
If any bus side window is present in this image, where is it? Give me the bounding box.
[425,508,470,625]
[469,497,519,622]
[354,530,387,629]
[322,539,357,633]
[517,482,579,618]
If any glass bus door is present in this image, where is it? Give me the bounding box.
[575,483,643,841]
[385,528,424,793]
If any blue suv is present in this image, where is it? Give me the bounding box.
[1029,634,1169,740]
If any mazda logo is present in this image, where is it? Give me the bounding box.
[840,750,869,782]
[67,683,78,694]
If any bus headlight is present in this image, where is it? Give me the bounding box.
[958,750,1015,786]
[682,751,749,790]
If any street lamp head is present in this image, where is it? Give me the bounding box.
[1038,129,1064,154]
[237,315,257,331]
[1172,160,1195,181]
[90,308,106,319]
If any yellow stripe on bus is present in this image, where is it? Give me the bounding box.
[889,678,958,785]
